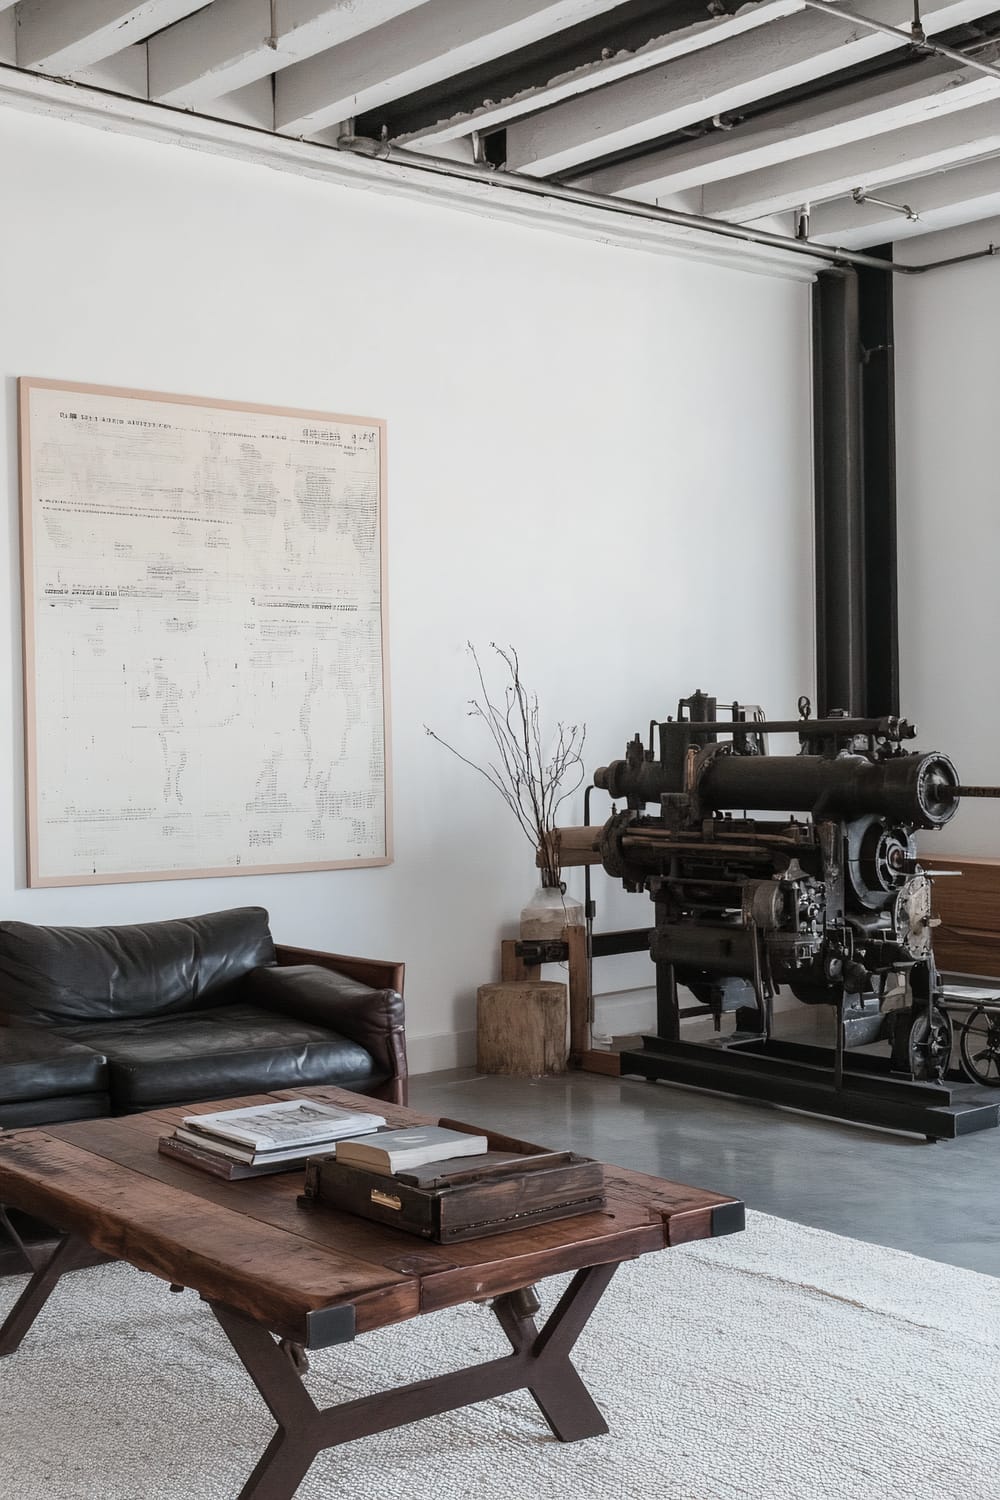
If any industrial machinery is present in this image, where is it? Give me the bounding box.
[591,691,1000,1139]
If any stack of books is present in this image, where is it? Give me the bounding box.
[158,1097,387,1179]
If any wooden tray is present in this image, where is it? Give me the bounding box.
[300,1147,605,1243]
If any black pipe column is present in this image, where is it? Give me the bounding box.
[812,254,898,717]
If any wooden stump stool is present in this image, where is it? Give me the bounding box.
[476,980,569,1076]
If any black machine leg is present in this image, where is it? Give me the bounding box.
[213,1264,617,1500]
[655,959,680,1042]
[834,990,846,1091]
[0,1232,93,1356]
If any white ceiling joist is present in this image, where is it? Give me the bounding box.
[148,0,429,108]
[574,49,1000,199]
[504,0,1000,177]
[705,99,1000,219]
[15,0,210,74]
[389,0,803,148]
[274,0,637,140]
[805,156,1000,243]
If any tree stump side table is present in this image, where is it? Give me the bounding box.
[476,980,568,1076]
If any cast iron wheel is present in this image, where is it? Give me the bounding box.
[959,1007,1000,1087]
[906,1008,954,1082]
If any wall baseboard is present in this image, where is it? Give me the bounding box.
[407,1028,477,1077]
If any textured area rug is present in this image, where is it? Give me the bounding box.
[0,1211,997,1500]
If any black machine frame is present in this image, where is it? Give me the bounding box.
[579,689,1000,1140]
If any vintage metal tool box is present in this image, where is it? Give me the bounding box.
[300,1142,606,1243]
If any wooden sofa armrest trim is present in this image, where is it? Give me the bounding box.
[272,945,404,996]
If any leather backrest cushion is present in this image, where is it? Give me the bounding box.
[0,907,276,1024]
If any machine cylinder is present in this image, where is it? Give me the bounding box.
[698,751,959,829]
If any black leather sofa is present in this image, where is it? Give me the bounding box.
[0,906,407,1129]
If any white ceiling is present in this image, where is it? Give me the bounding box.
[4,0,1000,249]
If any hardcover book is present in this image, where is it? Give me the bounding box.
[170,1126,334,1167]
[157,1135,303,1179]
[333,1125,488,1176]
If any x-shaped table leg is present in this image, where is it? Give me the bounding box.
[213,1261,618,1500]
[0,1232,95,1356]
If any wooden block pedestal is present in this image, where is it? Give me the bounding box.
[476,980,569,1076]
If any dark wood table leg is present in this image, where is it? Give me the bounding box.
[0,1205,42,1273]
[0,1232,94,1356]
[211,1260,619,1500]
[492,1263,617,1441]
[211,1305,324,1500]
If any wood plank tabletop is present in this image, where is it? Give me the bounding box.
[0,1086,741,1343]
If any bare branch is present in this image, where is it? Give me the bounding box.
[426,645,587,884]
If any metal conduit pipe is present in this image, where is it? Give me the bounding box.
[337,138,999,277]
[800,0,1000,85]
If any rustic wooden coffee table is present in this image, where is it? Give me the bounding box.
[0,1086,744,1500]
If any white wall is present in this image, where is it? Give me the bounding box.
[0,107,814,1069]
[895,221,1000,858]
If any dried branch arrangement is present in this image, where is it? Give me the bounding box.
[425,643,586,887]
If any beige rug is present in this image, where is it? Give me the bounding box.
[0,1211,997,1500]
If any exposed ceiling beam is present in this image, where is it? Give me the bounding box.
[503,0,1000,176]
[573,48,1000,198]
[0,0,18,11]
[396,0,804,147]
[274,0,639,140]
[148,0,429,108]
[71,42,150,97]
[15,0,211,74]
[705,97,1000,218]
[804,155,1000,243]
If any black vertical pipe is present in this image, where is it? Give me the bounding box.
[858,248,899,716]
[813,256,898,717]
[813,268,866,716]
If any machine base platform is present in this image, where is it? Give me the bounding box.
[620,1035,1000,1139]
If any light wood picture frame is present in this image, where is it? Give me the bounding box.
[19,377,391,887]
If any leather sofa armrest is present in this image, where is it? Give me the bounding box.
[273,943,404,997]
[242,964,407,1103]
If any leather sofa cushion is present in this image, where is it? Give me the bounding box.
[59,1003,385,1110]
[0,1093,112,1130]
[0,908,275,1025]
[0,1026,108,1102]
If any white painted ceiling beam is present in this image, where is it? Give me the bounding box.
[398,0,803,148]
[504,0,1000,177]
[574,49,1000,199]
[71,43,150,97]
[148,0,429,108]
[274,0,638,139]
[0,0,19,11]
[704,99,1000,220]
[15,0,211,74]
[802,157,1000,245]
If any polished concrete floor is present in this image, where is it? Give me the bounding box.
[410,1043,1000,1279]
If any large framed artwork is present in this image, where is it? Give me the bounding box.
[18,378,390,887]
